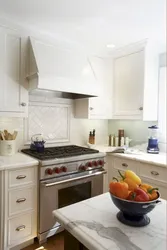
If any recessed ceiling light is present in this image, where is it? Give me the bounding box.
[106,44,115,48]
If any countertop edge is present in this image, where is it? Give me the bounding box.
[107,153,167,168]
[53,210,101,250]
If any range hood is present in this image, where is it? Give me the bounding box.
[27,37,99,99]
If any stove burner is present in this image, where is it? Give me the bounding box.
[21,145,99,160]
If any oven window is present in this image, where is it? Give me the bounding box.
[58,182,91,208]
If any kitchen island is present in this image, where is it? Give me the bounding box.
[53,193,166,250]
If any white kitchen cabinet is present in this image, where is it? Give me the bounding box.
[108,155,167,200]
[75,97,112,119]
[139,177,167,200]
[75,57,112,119]
[103,156,109,193]
[1,166,37,250]
[0,27,28,117]
[112,40,160,120]
[113,50,144,118]
[107,155,140,183]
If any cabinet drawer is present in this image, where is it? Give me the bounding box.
[141,177,167,200]
[8,187,34,216]
[8,167,36,188]
[113,157,138,173]
[140,164,167,184]
[8,212,33,246]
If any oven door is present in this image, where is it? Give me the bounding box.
[39,169,106,236]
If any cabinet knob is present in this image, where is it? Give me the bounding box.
[20,102,27,107]
[16,225,26,231]
[16,198,26,203]
[16,175,26,179]
[122,163,128,167]
[139,107,143,111]
[89,107,94,110]
[151,171,159,176]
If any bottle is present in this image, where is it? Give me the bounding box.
[89,131,93,144]
[125,137,130,147]
[111,135,114,146]
[113,135,115,146]
[108,134,111,146]
[92,129,96,144]
[120,137,125,146]
[115,136,119,147]
[118,129,124,146]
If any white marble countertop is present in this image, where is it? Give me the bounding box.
[87,145,166,168]
[0,152,39,170]
[53,193,166,250]
[110,152,167,168]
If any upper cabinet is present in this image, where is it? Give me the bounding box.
[0,27,28,117]
[112,40,160,121]
[74,56,113,119]
[113,50,144,118]
[28,37,99,97]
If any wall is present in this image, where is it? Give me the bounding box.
[108,120,157,146]
[159,52,166,67]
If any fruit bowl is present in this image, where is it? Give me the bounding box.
[110,192,161,227]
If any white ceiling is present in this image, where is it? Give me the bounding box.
[0,0,166,55]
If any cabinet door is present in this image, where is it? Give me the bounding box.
[0,28,28,115]
[113,50,144,118]
[140,177,167,200]
[89,97,112,119]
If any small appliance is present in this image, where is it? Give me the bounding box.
[147,125,159,154]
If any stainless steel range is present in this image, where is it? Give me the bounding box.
[22,145,106,243]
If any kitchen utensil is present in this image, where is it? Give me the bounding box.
[12,131,18,140]
[0,131,5,140]
[147,125,159,154]
[30,134,45,153]
[0,140,16,155]
[110,192,161,227]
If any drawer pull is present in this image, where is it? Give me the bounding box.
[122,163,128,167]
[16,225,26,231]
[16,175,26,180]
[151,171,159,176]
[16,198,26,203]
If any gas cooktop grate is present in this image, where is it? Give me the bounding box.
[21,145,99,160]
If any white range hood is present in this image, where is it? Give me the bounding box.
[27,37,100,98]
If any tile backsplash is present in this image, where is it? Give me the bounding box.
[0,101,108,150]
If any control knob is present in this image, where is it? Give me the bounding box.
[79,165,87,171]
[93,161,98,167]
[98,160,104,166]
[61,166,67,172]
[45,168,53,175]
[54,167,60,174]
[87,161,93,167]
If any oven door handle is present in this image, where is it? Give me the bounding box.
[42,170,107,187]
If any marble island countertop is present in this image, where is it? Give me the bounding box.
[0,152,39,170]
[53,193,166,250]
